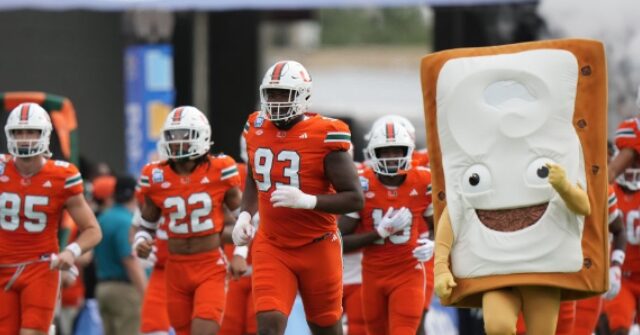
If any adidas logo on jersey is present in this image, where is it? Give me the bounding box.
[42,181,52,188]
[201,177,210,184]
[299,133,308,139]
[410,189,418,196]
[216,258,225,265]
[415,263,424,270]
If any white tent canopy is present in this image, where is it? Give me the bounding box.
[0,0,534,11]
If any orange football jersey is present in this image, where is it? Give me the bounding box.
[138,155,241,239]
[243,112,351,247]
[615,118,640,154]
[0,155,83,263]
[614,183,640,274]
[354,166,432,272]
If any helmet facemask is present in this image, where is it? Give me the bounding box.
[6,128,51,158]
[158,127,209,161]
[370,145,412,176]
[260,87,308,123]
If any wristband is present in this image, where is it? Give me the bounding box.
[233,245,249,259]
[612,249,625,266]
[65,242,82,258]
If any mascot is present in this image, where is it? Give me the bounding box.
[421,39,608,334]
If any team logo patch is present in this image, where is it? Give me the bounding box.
[152,168,164,183]
[161,182,171,189]
[359,176,369,192]
[365,191,375,199]
[254,116,264,128]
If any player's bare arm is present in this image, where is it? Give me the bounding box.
[221,186,243,244]
[240,167,259,215]
[338,215,380,253]
[134,195,161,258]
[609,147,636,183]
[609,214,626,262]
[62,193,102,270]
[316,150,364,214]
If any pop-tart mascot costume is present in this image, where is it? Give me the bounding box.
[420,39,609,334]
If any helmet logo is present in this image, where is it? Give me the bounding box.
[385,122,395,141]
[299,70,311,83]
[172,107,184,124]
[270,61,287,83]
[19,104,31,124]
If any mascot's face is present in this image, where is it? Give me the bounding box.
[437,49,585,232]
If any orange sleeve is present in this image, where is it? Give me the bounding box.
[322,118,352,152]
[218,155,241,188]
[137,164,154,197]
[615,118,640,154]
[62,162,83,198]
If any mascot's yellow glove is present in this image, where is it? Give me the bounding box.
[434,207,457,299]
[546,163,591,216]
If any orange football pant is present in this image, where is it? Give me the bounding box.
[251,231,343,326]
[604,275,640,332]
[574,296,602,335]
[423,258,434,310]
[141,266,171,334]
[165,249,227,335]
[361,264,425,335]
[220,275,256,335]
[343,284,365,335]
[0,262,59,333]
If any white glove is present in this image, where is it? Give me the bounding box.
[49,254,79,280]
[270,185,317,209]
[376,207,412,239]
[233,211,255,246]
[604,265,622,300]
[413,238,435,262]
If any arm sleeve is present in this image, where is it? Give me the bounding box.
[219,156,241,188]
[615,118,640,155]
[63,163,84,199]
[323,119,352,152]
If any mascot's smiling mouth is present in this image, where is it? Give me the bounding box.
[476,203,549,232]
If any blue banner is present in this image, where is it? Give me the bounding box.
[124,44,174,176]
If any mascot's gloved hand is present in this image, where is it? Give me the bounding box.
[434,271,457,299]
[604,265,622,300]
[546,163,591,216]
[547,163,570,193]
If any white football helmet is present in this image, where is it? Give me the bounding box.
[260,60,312,122]
[5,103,53,157]
[365,115,416,142]
[157,106,212,160]
[366,120,414,176]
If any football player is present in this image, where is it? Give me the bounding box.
[339,120,434,335]
[232,60,363,335]
[0,103,102,335]
[134,106,242,335]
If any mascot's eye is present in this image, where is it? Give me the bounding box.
[469,173,480,186]
[526,157,555,186]
[462,164,492,194]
